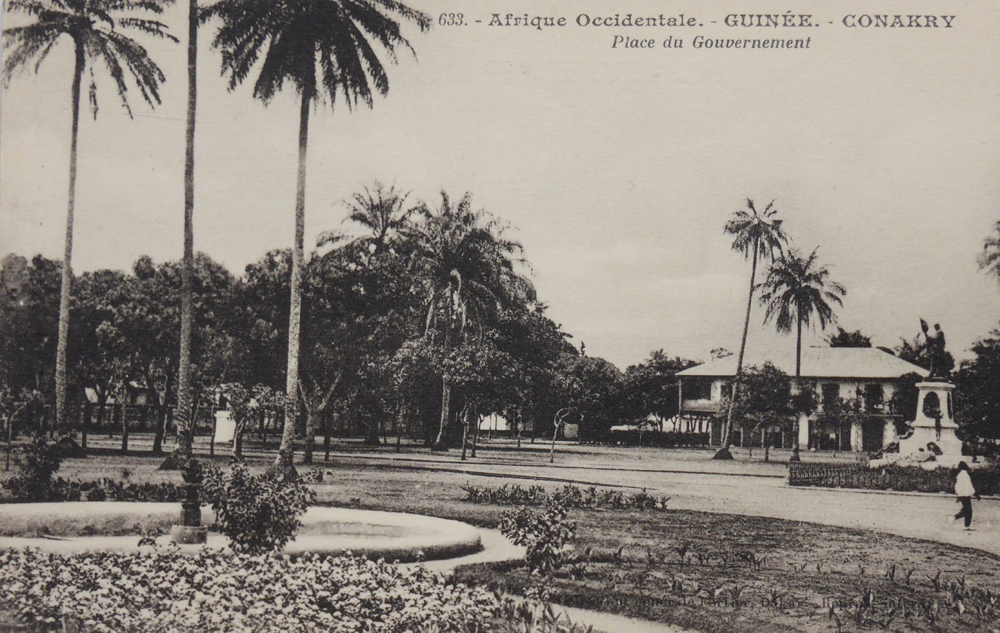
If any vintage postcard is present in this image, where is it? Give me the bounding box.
[1,0,998,631]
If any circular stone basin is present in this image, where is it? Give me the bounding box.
[0,503,482,562]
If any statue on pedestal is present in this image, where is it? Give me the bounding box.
[921,319,949,379]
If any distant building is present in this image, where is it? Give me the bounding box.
[676,347,929,451]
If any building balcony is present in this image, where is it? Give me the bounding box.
[680,399,720,414]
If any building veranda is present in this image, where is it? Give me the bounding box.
[676,347,929,452]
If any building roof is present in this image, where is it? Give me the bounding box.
[677,347,929,380]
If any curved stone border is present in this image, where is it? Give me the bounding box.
[0,503,482,563]
[287,507,482,561]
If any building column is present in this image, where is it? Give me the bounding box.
[798,414,810,450]
[851,420,863,452]
[882,418,897,448]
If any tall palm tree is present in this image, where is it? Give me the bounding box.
[715,199,788,460]
[979,220,1000,285]
[758,247,845,461]
[204,0,430,472]
[163,0,200,470]
[408,192,535,451]
[3,0,176,436]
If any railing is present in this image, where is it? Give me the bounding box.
[788,462,885,488]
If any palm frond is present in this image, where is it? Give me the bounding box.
[978,221,1000,284]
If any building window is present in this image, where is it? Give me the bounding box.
[822,383,840,409]
[863,384,884,411]
[685,379,711,401]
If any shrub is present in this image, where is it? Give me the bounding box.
[2,435,64,502]
[463,482,670,511]
[499,500,575,574]
[203,463,313,554]
[1,477,184,504]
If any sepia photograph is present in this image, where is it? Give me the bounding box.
[1,0,999,631]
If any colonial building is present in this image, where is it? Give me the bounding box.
[675,347,929,452]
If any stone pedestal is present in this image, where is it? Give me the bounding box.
[897,380,963,466]
[171,458,207,545]
[798,414,810,450]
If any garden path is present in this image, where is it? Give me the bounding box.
[320,449,1000,557]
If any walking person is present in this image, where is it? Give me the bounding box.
[954,461,980,530]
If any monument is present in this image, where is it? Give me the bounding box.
[893,322,964,466]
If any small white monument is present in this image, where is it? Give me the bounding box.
[896,380,963,466]
[213,409,236,444]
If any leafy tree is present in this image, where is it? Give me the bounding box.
[979,221,1000,285]
[623,350,696,429]
[758,247,845,461]
[554,353,623,442]
[716,199,788,459]
[826,327,871,348]
[72,269,136,447]
[236,250,293,391]
[1,256,60,405]
[203,0,430,474]
[954,326,1000,453]
[407,192,535,450]
[95,255,237,455]
[888,372,923,432]
[3,0,176,434]
[2,387,44,471]
[719,363,793,461]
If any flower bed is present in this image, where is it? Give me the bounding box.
[1,548,500,632]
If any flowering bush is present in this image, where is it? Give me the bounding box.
[0,548,500,632]
[201,463,313,554]
[499,500,575,575]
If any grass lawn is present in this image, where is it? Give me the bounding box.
[2,448,998,633]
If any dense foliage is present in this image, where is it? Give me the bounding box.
[2,435,65,502]
[0,186,698,451]
[462,482,670,511]
[0,549,498,632]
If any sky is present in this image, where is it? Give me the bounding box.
[2,0,1000,371]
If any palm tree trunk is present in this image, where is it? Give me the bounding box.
[715,239,759,460]
[433,317,453,451]
[434,377,451,451]
[164,0,199,471]
[275,91,311,475]
[55,39,85,437]
[790,315,804,462]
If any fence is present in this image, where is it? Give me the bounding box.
[789,461,1000,495]
[788,462,874,488]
